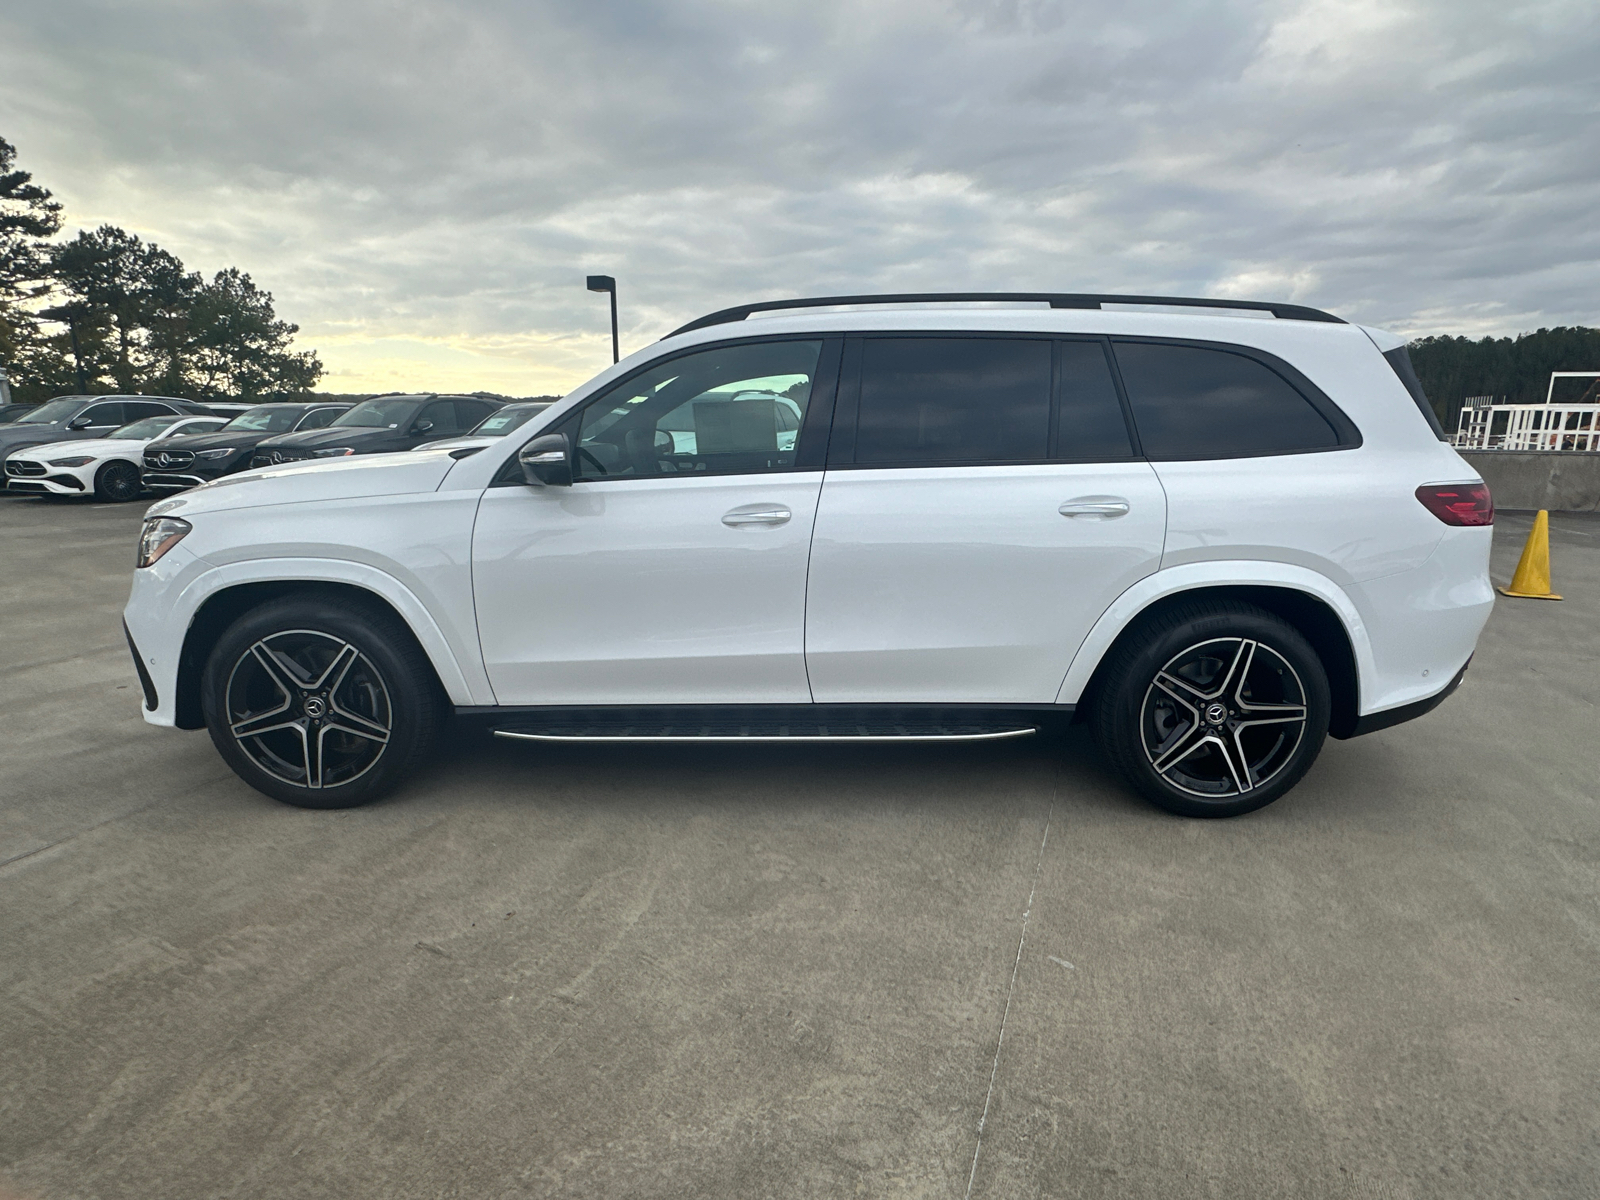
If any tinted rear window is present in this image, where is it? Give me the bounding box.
[1113,342,1339,459]
[1382,346,1447,440]
[855,337,1051,464]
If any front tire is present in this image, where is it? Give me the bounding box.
[201,594,443,809]
[94,460,143,502]
[1092,600,1331,818]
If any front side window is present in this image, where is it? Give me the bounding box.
[79,403,126,427]
[415,400,464,436]
[575,340,822,480]
[294,407,344,431]
[473,404,547,436]
[852,337,1052,465]
[1113,341,1339,459]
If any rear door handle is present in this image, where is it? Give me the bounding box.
[1059,496,1130,519]
[722,504,793,527]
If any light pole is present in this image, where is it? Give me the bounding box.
[586,275,618,364]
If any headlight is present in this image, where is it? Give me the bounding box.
[137,517,192,568]
[312,447,355,457]
[49,455,95,467]
[196,448,237,460]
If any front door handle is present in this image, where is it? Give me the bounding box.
[722,504,793,528]
[1059,496,1130,519]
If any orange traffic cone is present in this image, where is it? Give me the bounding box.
[1499,510,1562,600]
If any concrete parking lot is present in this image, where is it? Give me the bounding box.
[1,494,1596,1200]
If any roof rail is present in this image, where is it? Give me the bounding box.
[664,292,1345,338]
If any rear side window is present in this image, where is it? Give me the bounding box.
[1056,340,1134,460]
[1382,346,1447,440]
[122,401,177,421]
[1113,342,1339,460]
[854,337,1051,464]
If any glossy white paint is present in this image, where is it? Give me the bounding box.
[123,301,1497,745]
[804,462,1167,703]
[472,474,824,704]
[4,416,222,496]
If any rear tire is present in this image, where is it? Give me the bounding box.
[94,460,143,502]
[201,593,443,809]
[1092,600,1330,818]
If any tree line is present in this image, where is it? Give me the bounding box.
[0,135,320,404]
[1409,326,1600,433]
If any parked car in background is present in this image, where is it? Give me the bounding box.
[198,402,258,420]
[413,400,553,456]
[125,291,1494,816]
[0,395,215,469]
[142,401,352,493]
[251,394,506,466]
[0,402,40,424]
[6,414,227,500]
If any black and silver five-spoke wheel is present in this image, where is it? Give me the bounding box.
[1093,601,1330,817]
[202,593,442,808]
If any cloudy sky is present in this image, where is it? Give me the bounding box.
[2,0,1597,395]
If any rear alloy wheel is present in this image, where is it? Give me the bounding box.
[1092,601,1330,817]
[201,594,442,808]
[94,460,143,502]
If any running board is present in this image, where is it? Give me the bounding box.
[492,722,1038,744]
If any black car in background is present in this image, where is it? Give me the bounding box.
[0,402,40,424]
[251,394,504,465]
[0,395,216,466]
[142,401,352,492]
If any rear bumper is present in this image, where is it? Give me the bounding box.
[1338,658,1468,739]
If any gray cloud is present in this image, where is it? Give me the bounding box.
[2,0,1596,389]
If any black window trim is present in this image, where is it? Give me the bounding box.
[828,331,1143,470]
[495,332,844,487]
[1107,335,1362,461]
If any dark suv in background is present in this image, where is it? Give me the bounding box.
[142,401,351,493]
[252,394,505,465]
[0,395,215,466]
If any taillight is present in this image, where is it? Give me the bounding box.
[1416,482,1493,526]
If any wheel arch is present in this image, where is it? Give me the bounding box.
[1060,571,1369,740]
[174,580,459,730]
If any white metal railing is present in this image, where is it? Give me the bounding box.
[1451,371,1600,451]
[1454,402,1600,451]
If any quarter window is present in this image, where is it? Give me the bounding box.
[575,340,822,479]
[853,337,1051,465]
[1113,341,1339,460]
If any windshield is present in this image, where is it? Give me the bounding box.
[331,397,420,429]
[111,416,185,440]
[221,406,303,433]
[16,398,84,425]
[471,404,548,436]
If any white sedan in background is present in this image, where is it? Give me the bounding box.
[4,414,227,501]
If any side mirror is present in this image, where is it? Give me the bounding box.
[68,416,92,429]
[412,419,435,434]
[518,433,572,487]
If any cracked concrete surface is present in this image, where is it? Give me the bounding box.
[1,495,1596,1199]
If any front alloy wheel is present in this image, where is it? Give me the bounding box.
[224,630,393,790]
[202,594,442,808]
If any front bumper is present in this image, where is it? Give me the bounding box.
[5,466,88,494]
[142,470,211,492]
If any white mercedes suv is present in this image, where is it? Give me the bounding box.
[123,293,1495,818]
